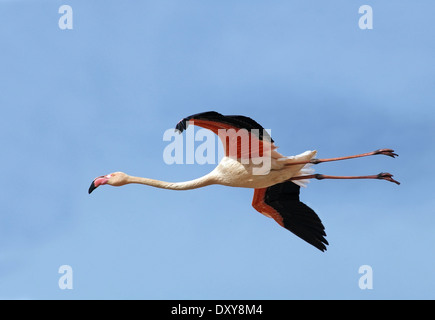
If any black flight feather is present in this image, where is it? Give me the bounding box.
[264,181,328,252]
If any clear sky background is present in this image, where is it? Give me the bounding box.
[0,0,434,299]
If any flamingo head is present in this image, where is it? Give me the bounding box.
[88,172,129,194]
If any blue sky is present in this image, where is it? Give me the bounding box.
[0,0,434,299]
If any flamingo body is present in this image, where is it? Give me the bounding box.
[209,151,316,189]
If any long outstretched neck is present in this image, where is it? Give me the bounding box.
[127,174,216,190]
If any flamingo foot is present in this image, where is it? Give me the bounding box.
[377,172,400,185]
[374,149,398,158]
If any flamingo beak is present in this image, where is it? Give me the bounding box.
[88,175,110,194]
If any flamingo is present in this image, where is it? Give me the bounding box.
[89,111,399,251]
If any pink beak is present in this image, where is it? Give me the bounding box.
[88,174,111,194]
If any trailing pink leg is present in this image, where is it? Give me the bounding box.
[287,149,398,166]
[290,172,400,185]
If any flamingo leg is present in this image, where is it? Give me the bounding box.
[290,172,400,185]
[286,149,398,166]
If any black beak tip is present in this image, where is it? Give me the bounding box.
[88,181,96,194]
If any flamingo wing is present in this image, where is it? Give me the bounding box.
[175,111,275,159]
[252,181,328,252]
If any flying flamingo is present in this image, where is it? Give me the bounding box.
[89,111,399,251]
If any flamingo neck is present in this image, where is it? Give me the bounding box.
[127,174,216,191]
